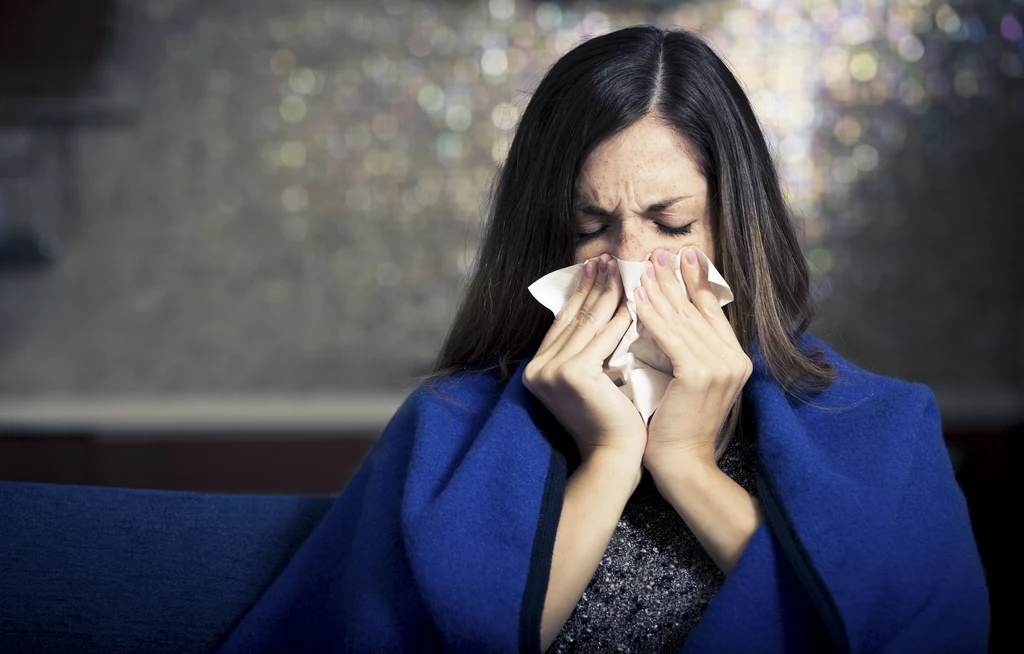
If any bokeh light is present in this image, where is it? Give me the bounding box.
[1,0,1019,393]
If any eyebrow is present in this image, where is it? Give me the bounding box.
[574,196,693,218]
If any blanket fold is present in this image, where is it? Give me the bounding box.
[216,332,989,653]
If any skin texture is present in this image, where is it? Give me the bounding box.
[530,116,762,651]
[573,116,715,267]
[636,242,761,575]
[524,254,645,652]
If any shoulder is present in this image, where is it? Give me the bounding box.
[766,331,942,471]
[408,367,507,422]
[374,366,510,458]
[762,334,988,651]
[793,331,937,428]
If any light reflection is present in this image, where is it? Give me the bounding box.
[280,95,307,123]
[281,185,309,212]
[851,145,879,172]
[417,84,445,112]
[897,35,925,62]
[490,0,516,22]
[444,105,472,132]
[372,114,400,140]
[138,0,1019,309]
[279,141,307,168]
[480,48,508,76]
[269,49,296,76]
[834,116,862,146]
[850,52,879,82]
[936,4,962,35]
[289,67,319,94]
[1002,14,1023,43]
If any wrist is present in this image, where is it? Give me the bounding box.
[573,448,643,499]
[643,446,717,488]
[643,443,715,477]
[581,444,643,473]
[578,446,643,491]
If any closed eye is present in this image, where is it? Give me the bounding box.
[575,221,695,242]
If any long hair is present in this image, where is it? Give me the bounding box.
[420,26,835,458]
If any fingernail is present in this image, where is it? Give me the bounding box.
[646,262,655,279]
[685,248,697,266]
[606,259,617,276]
[637,287,648,302]
[598,258,608,275]
[583,260,593,279]
[656,250,668,266]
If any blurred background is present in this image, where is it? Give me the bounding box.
[0,0,1018,647]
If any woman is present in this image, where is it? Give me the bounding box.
[216,26,989,653]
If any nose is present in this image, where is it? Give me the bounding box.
[610,219,652,263]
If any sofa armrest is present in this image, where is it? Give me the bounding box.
[0,481,334,653]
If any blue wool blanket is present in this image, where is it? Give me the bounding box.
[216,332,989,653]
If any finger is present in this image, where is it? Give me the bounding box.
[551,256,626,363]
[639,259,685,322]
[575,297,633,370]
[638,260,753,397]
[637,285,743,390]
[679,247,742,350]
[640,250,733,360]
[679,247,720,313]
[536,257,599,357]
[651,248,688,314]
[633,284,697,369]
[667,293,737,362]
[548,256,623,363]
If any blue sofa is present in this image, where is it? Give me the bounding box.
[0,481,335,653]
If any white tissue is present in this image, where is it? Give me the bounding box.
[527,248,733,424]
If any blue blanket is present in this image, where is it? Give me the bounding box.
[216,332,989,653]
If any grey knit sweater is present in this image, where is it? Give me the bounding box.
[549,428,759,653]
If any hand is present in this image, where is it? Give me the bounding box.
[524,254,647,481]
[634,247,753,472]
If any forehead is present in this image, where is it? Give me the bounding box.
[576,117,706,201]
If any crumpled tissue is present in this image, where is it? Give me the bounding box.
[527,248,733,424]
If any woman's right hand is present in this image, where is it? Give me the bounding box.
[524,254,648,474]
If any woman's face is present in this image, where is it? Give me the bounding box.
[573,116,714,267]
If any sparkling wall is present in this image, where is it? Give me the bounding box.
[0,0,1020,395]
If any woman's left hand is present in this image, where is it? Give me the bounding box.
[634,246,753,471]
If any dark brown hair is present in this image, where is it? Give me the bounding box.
[418,26,836,456]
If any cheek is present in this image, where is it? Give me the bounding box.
[698,235,715,263]
[682,217,715,266]
[573,246,595,265]
[573,239,604,265]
